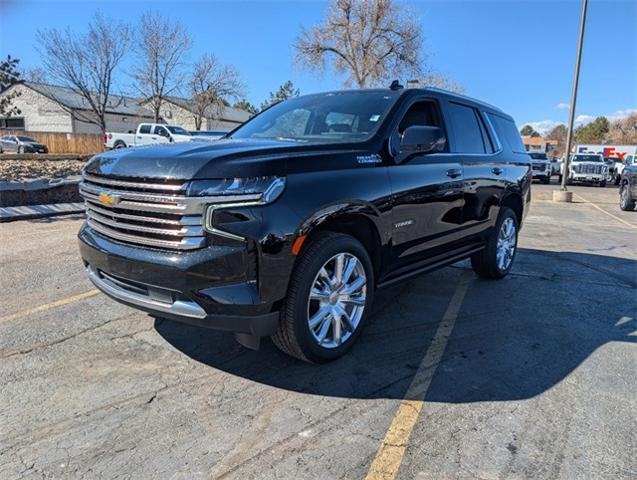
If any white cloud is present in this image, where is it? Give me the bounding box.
[556,102,570,110]
[575,114,594,125]
[606,109,637,121]
[523,120,564,134]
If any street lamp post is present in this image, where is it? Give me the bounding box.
[555,0,589,201]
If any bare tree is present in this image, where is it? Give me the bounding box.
[294,0,423,88]
[22,67,47,84]
[606,113,637,144]
[188,54,244,130]
[407,74,465,94]
[37,13,131,134]
[133,12,191,122]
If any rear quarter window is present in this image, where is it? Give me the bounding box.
[486,113,526,154]
[138,125,152,134]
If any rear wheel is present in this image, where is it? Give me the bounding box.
[272,232,374,363]
[600,180,607,187]
[620,183,636,211]
[114,140,126,149]
[471,207,518,280]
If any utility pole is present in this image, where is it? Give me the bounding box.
[555,0,589,201]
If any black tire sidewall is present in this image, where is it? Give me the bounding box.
[287,235,374,363]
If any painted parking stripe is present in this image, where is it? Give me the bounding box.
[574,193,636,229]
[0,290,100,324]
[365,271,472,480]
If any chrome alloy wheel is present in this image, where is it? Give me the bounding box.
[307,253,367,348]
[496,217,517,271]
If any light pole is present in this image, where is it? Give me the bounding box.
[555,0,589,202]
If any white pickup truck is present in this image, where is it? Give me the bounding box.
[104,123,193,149]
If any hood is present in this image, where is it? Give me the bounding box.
[84,138,355,180]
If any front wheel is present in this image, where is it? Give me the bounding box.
[272,232,374,363]
[471,207,518,280]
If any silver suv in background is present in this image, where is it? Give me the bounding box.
[528,152,552,184]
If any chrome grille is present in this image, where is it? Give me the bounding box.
[80,173,206,251]
[574,164,603,174]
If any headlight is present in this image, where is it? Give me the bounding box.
[189,177,286,239]
[187,176,285,202]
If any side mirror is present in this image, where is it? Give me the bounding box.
[397,126,446,163]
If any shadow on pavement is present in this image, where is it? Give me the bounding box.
[156,248,636,402]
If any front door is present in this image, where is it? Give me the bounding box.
[388,99,465,273]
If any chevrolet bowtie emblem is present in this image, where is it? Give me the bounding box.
[98,192,120,206]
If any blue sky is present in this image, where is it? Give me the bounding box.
[1,0,635,132]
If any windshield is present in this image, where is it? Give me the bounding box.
[17,136,36,142]
[528,152,548,160]
[166,126,191,135]
[229,91,400,143]
[572,154,602,162]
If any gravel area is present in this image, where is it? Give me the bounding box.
[0,159,87,181]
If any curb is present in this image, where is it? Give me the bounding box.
[0,203,85,222]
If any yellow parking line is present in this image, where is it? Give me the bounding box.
[0,289,100,324]
[573,193,636,229]
[365,272,472,480]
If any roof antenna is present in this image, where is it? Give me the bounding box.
[389,80,404,91]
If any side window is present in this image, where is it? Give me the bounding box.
[486,113,526,154]
[154,126,169,137]
[398,101,442,134]
[138,124,151,134]
[447,102,486,154]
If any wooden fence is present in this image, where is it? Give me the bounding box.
[2,131,104,155]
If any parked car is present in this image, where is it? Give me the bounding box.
[189,130,229,140]
[79,85,531,363]
[619,163,637,211]
[104,124,192,149]
[528,152,552,184]
[0,135,48,154]
[560,153,608,187]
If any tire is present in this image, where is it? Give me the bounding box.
[114,141,126,149]
[600,180,606,187]
[272,231,374,363]
[620,183,636,211]
[542,176,550,185]
[471,207,518,280]
[614,174,621,186]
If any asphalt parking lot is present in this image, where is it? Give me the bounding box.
[1,182,635,480]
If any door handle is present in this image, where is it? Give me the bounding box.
[492,167,503,175]
[446,168,462,178]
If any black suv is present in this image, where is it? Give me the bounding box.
[79,86,531,363]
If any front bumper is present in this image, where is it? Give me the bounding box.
[569,173,605,182]
[79,224,281,336]
[532,170,551,179]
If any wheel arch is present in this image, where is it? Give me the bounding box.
[296,203,385,283]
[500,192,524,226]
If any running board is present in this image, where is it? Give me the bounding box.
[377,245,484,289]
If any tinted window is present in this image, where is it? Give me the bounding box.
[529,152,548,160]
[138,125,151,134]
[154,126,169,137]
[17,136,36,142]
[447,102,486,153]
[486,113,526,154]
[572,154,602,162]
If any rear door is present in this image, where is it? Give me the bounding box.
[445,101,506,239]
[387,97,465,272]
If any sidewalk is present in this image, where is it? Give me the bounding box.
[0,202,84,222]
